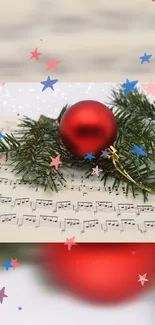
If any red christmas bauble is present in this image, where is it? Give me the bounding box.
[59,100,117,157]
[41,243,155,303]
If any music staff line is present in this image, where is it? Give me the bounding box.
[0,167,144,197]
[0,175,112,194]
[0,170,141,197]
[0,213,155,234]
[0,196,155,215]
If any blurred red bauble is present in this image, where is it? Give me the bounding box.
[59,100,117,157]
[41,243,155,303]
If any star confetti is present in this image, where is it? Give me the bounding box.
[129,144,147,158]
[121,79,138,96]
[0,287,8,304]
[100,149,110,158]
[30,48,41,60]
[2,260,13,271]
[0,132,5,140]
[0,82,5,86]
[50,155,62,169]
[141,80,155,96]
[64,237,77,251]
[84,153,95,161]
[18,306,22,310]
[46,59,61,70]
[10,258,20,268]
[139,53,152,64]
[91,165,103,177]
[40,76,58,92]
[1,154,6,161]
[138,273,149,286]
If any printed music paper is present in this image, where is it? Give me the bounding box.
[0,118,155,242]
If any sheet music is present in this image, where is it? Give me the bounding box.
[1,117,155,242]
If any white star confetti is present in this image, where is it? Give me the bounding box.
[138,273,149,286]
[91,165,103,177]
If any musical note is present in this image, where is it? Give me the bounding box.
[62,218,80,231]
[0,213,17,225]
[0,177,11,186]
[117,203,136,215]
[105,220,121,232]
[0,117,155,241]
[53,200,72,212]
[40,215,60,228]
[81,219,101,233]
[95,201,114,213]
[0,164,9,172]
[121,219,138,232]
[76,201,94,212]
[33,199,53,211]
[13,198,31,208]
[137,205,154,214]
[22,215,39,227]
[0,196,12,205]
[144,221,155,230]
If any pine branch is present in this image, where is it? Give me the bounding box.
[1,90,155,200]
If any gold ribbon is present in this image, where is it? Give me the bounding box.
[107,146,155,194]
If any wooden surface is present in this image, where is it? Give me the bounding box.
[0,0,154,82]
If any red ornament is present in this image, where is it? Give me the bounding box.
[59,100,117,157]
[41,243,155,303]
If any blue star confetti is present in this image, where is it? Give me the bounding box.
[84,153,95,161]
[18,306,22,310]
[139,53,152,64]
[40,76,58,92]
[2,260,13,271]
[121,79,138,96]
[0,132,5,140]
[129,144,147,158]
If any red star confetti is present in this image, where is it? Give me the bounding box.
[138,273,149,286]
[91,165,103,177]
[50,155,62,169]
[30,48,41,60]
[64,237,77,251]
[1,154,6,161]
[0,287,8,304]
[11,258,20,268]
[40,39,43,41]
[141,80,155,96]
[45,59,61,70]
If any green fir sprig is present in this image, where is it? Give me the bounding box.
[0,89,155,201]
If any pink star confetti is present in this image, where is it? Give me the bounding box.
[10,258,20,268]
[0,287,8,304]
[138,273,149,286]
[64,237,77,251]
[140,80,155,96]
[91,165,103,177]
[50,154,62,169]
[1,154,6,161]
[45,59,61,70]
[0,82,5,86]
[30,48,41,60]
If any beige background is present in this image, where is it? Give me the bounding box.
[0,0,155,82]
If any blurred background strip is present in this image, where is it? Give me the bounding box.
[0,0,154,82]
